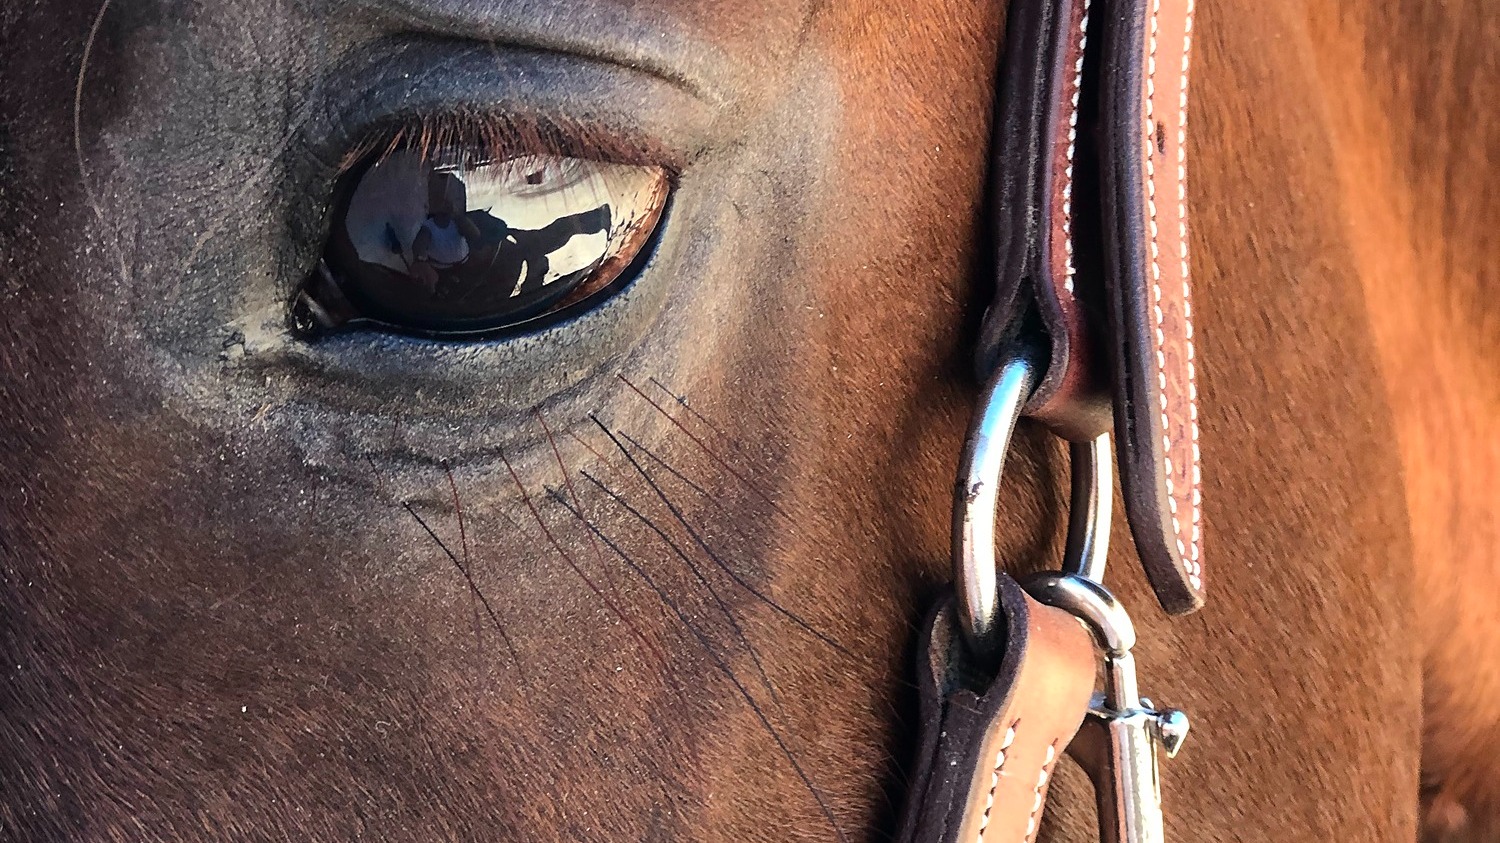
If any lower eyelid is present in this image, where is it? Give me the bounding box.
[237,182,686,418]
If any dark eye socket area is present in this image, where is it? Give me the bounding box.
[293,114,671,340]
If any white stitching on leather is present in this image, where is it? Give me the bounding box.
[1061,0,1091,295]
[1022,741,1058,842]
[1144,0,1202,592]
[1178,0,1201,587]
[975,722,1018,843]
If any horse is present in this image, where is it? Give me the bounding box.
[1,0,1495,840]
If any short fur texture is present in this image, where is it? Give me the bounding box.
[0,0,1491,840]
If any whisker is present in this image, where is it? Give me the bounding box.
[442,460,470,567]
[74,0,112,226]
[617,373,788,518]
[616,431,830,636]
[592,416,852,658]
[578,469,785,711]
[546,489,847,843]
[568,429,611,463]
[534,477,702,765]
[618,430,714,503]
[539,480,715,760]
[647,376,760,467]
[541,487,675,628]
[535,412,627,599]
[443,460,488,672]
[498,447,671,673]
[363,454,518,674]
[364,454,389,500]
[399,501,525,679]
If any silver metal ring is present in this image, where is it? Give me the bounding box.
[953,347,1113,654]
[1021,572,1136,657]
[1021,571,1140,708]
[1065,434,1113,582]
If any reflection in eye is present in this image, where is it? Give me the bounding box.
[294,148,669,338]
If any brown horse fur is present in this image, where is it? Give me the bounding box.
[1302,5,1500,839]
[0,0,1492,840]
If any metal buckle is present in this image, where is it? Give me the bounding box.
[1024,573,1190,843]
[954,346,1190,843]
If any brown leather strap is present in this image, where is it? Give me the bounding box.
[978,0,1203,614]
[897,579,1096,843]
[1099,0,1202,613]
[901,2,1203,837]
[980,0,1108,442]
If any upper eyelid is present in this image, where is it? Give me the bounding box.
[293,35,717,177]
[363,0,724,104]
[276,35,712,302]
[338,111,682,178]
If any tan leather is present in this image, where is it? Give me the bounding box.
[1099,0,1203,613]
[897,579,1097,843]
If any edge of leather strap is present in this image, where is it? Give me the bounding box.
[897,578,1097,843]
[980,0,1112,442]
[1099,0,1204,614]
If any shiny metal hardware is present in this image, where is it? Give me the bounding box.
[1064,432,1113,583]
[953,346,1112,655]
[954,345,1188,842]
[954,348,1038,653]
[1024,572,1191,843]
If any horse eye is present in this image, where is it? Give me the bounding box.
[293,148,669,338]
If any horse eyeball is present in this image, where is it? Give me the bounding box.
[297,149,668,337]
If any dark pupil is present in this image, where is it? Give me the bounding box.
[326,152,614,331]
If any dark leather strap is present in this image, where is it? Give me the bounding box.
[898,2,1203,837]
[897,580,1096,843]
[1098,0,1202,613]
[980,0,1107,442]
[979,0,1203,614]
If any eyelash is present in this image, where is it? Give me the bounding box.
[336,111,680,180]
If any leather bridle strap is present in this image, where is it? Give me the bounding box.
[896,582,1096,843]
[901,0,1200,840]
[980,0,1104,442]
[980,0,1202,615]
[1100,0,1202,614]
